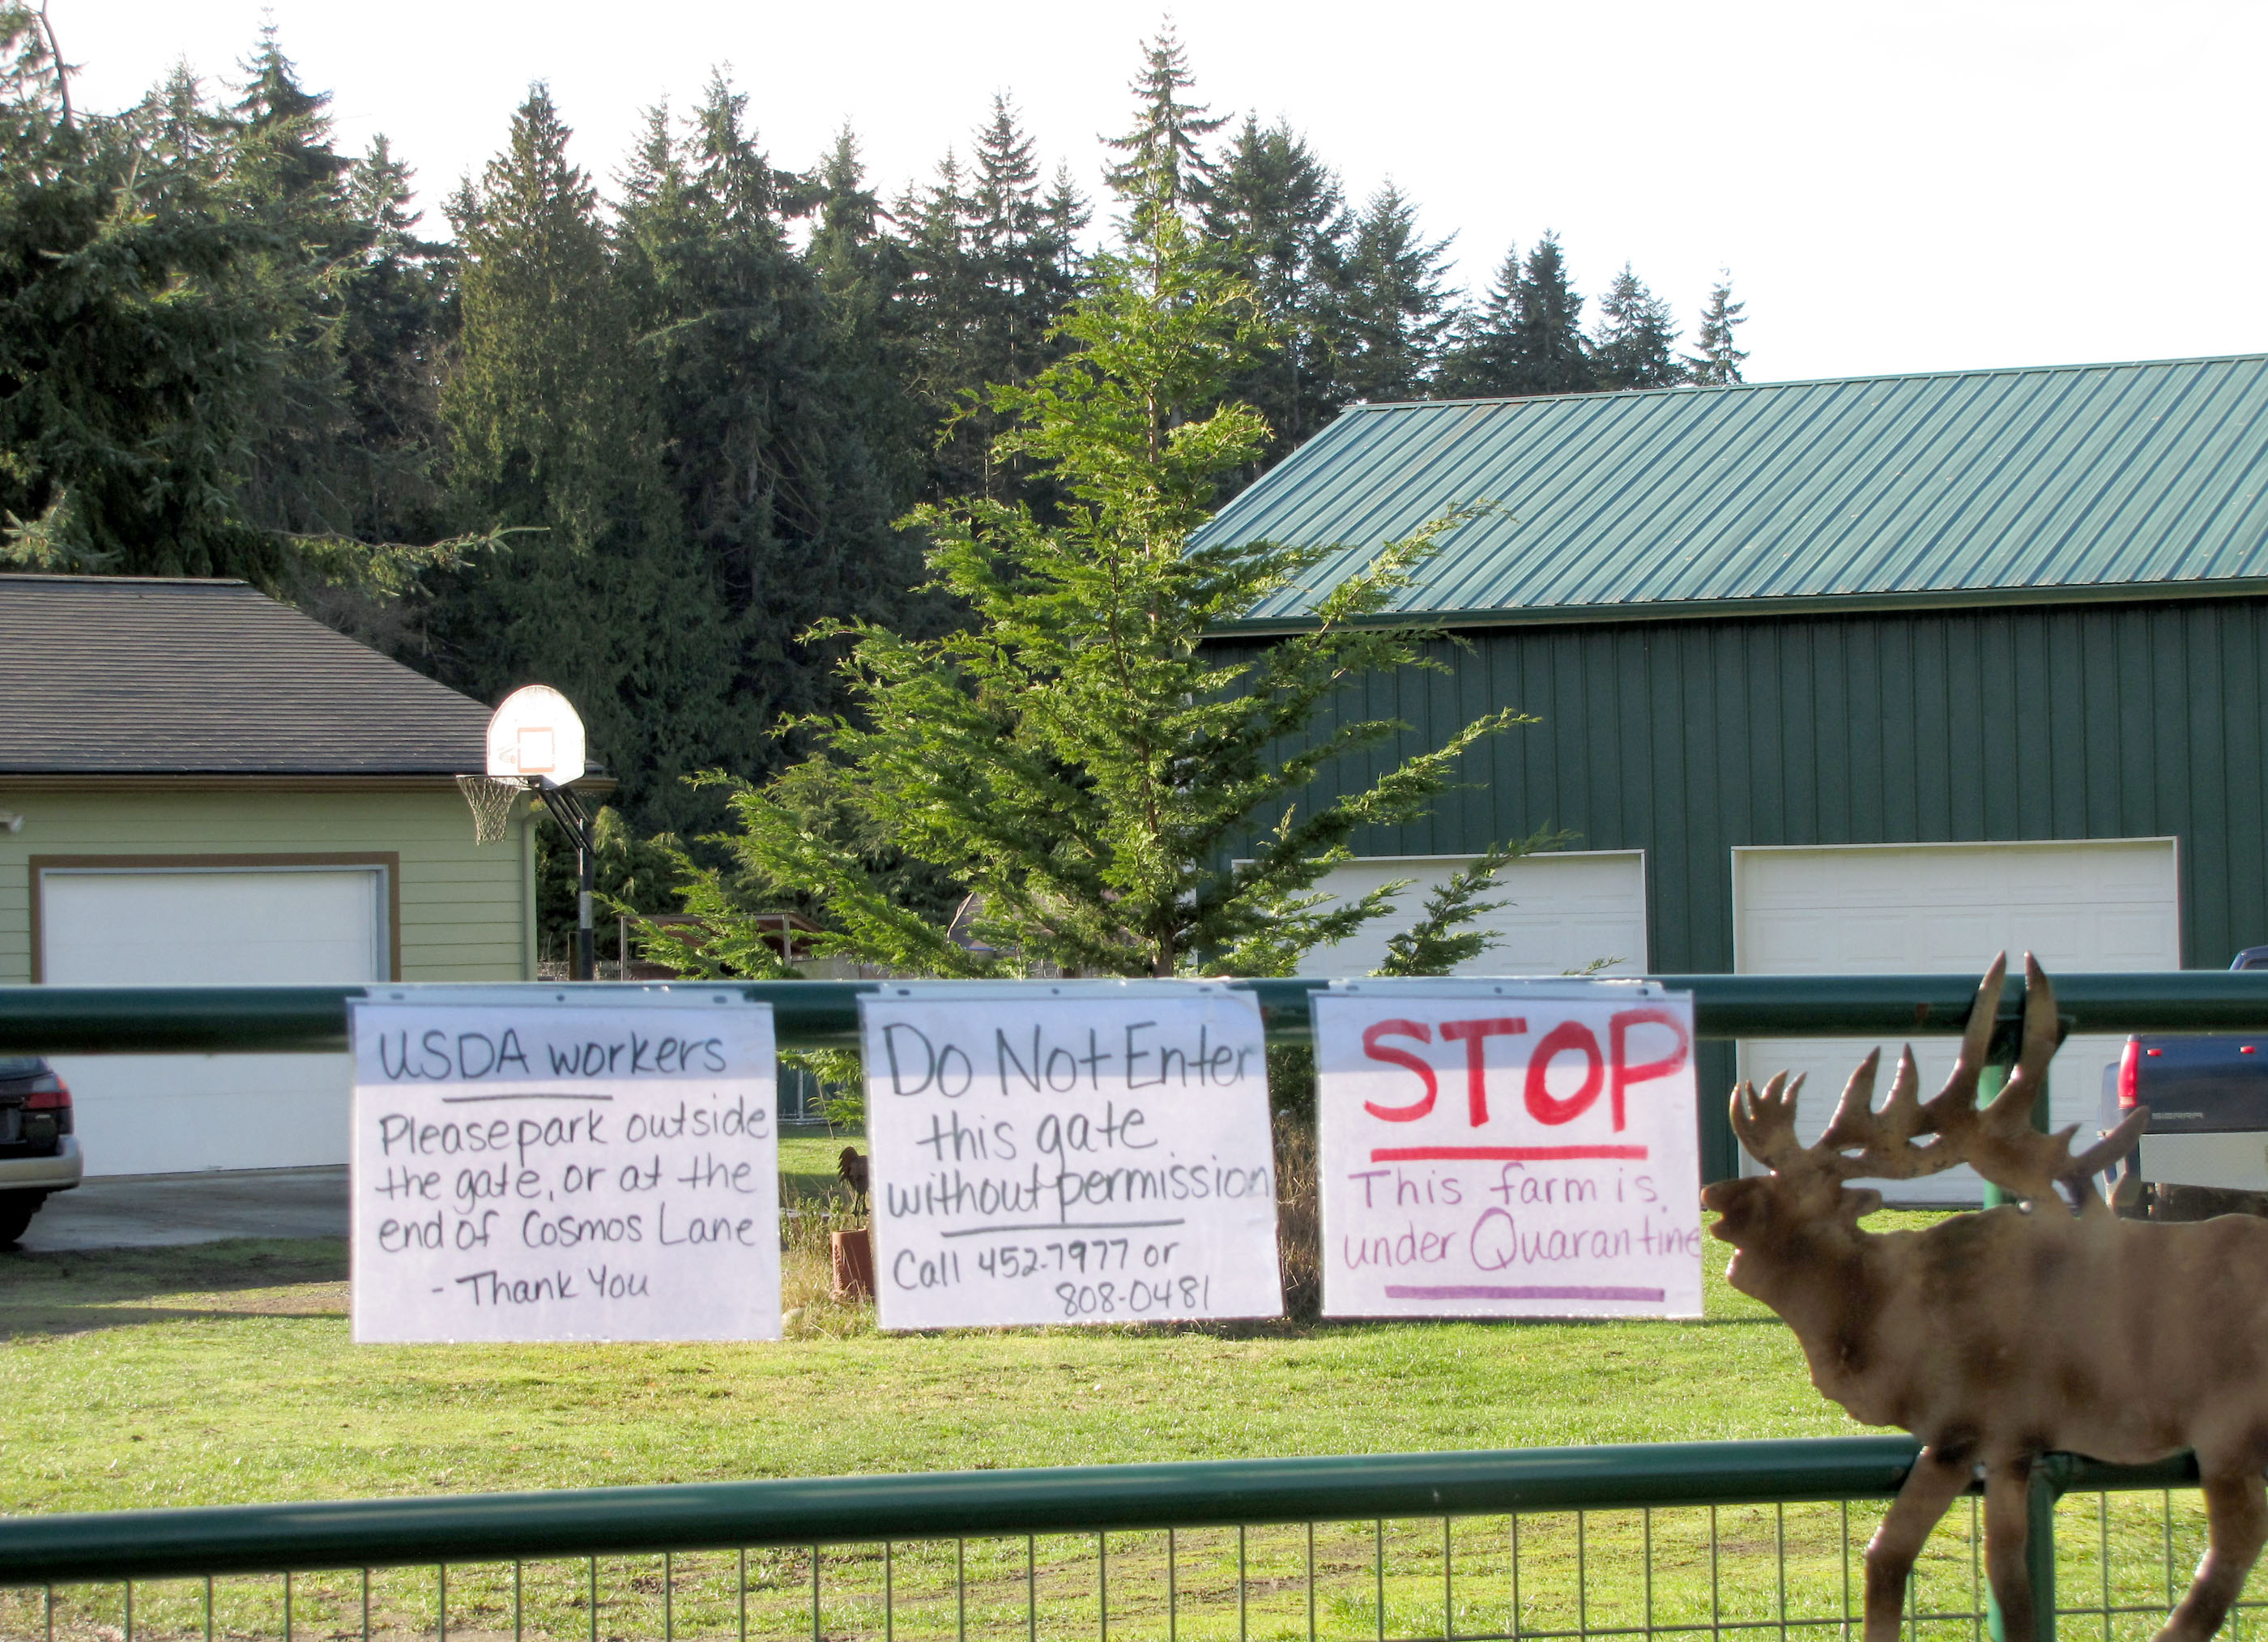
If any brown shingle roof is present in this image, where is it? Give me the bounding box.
[0,575,491,776]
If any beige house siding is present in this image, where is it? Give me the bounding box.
[0,783,534,985]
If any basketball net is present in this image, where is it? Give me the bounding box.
[457,774,529,846]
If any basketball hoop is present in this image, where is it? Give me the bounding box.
[463,685,603,980]
[458,685,589,846]
[487,684,586,783]
[456,774,529,846]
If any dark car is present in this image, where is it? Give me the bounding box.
[0,1056,82,1244]
[2099,947,2268,1218]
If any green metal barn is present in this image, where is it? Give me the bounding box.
[1196,352,2268,1193]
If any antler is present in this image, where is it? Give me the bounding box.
[1728,1072,1808,1172]
[1738,953,2149,1208]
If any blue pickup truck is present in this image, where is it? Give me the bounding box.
[2100,947,2268,1218]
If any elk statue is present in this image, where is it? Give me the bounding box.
[1700,953,2268,1642]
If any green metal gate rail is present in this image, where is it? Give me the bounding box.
[0,1438,1947,1583]
[0,1438,2231,1642]
[11,970,2268,1055]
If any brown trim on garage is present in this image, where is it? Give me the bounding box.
[28,853,403,983]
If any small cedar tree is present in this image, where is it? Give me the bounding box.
[646,185,1537,992]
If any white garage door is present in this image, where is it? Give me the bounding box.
[43,867,388,1176]
[1294,851,1648,979]
[1733,839,2180,1204]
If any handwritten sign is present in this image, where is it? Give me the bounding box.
[349,992,780,1342]
[1314,980,1700,1319]
[861,983,1282,1330]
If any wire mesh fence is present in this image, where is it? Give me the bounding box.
[0,1444,2248,1642]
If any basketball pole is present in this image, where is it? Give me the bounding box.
[538,779,599,982]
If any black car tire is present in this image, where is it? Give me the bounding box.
[0,1189,48,1247]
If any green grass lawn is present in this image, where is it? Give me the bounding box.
[0,1196,1890,1516]
[0,1187,2229,1642]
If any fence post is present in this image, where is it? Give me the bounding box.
[1985,1459,2064,1642]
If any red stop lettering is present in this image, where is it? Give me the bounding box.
[1609,1008,1690,1130]
[1524,1021,1605,1125]
[1361,1020,1437,1122]
[1439,1017,1527,1125]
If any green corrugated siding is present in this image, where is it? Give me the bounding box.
[1215,596,2268,1179]
[1201,355,2268,625]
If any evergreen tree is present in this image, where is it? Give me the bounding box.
[1039,163,1089,284]
[1204,116,1348,457]
[1510,232,1592,395]
[1684,272,1750,385]
[893,148,987,497]
[1440,232,1590,398]
[969,96,1080,388]
[614,72,922,778]
[650,168,1532,984]
[808,126,925,507]
[1590,263,1683,390]
[218,28,363,543]
[1102,23,1225,267]
[897,99,1084,507]
[429,83,735,834]
[0,11,287,581]
[1435,244,1523,397]
[1332,182,1454,404]
[333,134,454,546]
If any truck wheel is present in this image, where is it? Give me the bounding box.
[0,1191,48,1247]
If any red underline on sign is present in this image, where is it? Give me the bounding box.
[1368,1145,1650,1162]
[1385,1284,1666,1303]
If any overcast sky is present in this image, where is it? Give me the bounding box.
[50,0,2268,385]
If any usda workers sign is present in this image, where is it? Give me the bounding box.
[349,989,781,1342]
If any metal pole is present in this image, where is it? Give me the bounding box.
[1985,1462,2061,1642]
[577,828,595,983]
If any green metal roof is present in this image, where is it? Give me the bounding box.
[1199,353,2268,631]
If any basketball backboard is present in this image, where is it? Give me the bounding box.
[485,685,587,785]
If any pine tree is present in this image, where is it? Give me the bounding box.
[1684,272,1750,385]
[1204,116,1348,458]
[1332,183,1454,404]
[431,83,735,835]
[1439,232,1590,398]
[0,11,285,581]
[613,71,922,783]
[1590,263,1683,390]
[1435,245,1523,397]
[969,95,1078,392]
[1511,232,1592,395]
[219,27,364,543]
[897,100,1084,507]
[808,126,925,508]
[1102,23,1225,268]
[333,134,453,544]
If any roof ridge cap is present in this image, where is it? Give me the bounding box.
[0,573,255,588]
[1346,350,2268,416]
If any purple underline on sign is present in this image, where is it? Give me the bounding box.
[1384,1285,1666,1303]
[441,1092,616,1103]
[938,1219,1188,1239]
[1370,1145,1648,1162]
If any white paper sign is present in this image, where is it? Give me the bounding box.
[1314,980,1701,1319]
[862,983,1283,1330]
[350,992,781,1342]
